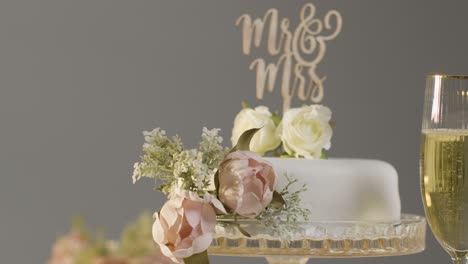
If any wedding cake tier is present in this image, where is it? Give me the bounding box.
[267,158,401,222]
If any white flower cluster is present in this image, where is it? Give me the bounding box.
[231,104,333,159]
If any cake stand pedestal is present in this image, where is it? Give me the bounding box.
[209,214,426,264]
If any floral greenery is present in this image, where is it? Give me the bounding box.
[132,127,228,195]
[255,174,310,239]
[74,231,109,264]
[71,216,90,241]
[118,211,154,257]
[66,212,155,264]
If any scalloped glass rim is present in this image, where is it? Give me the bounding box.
[216,214,423,225]
[209,214,426,258]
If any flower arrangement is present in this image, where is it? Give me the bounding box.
[131,103,333,264]
[48,213,176,264]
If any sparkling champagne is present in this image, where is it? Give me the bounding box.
[421,129,468,256]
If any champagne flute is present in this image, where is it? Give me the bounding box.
[421,75,468,264]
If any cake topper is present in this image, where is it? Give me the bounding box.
[236,3,342,112]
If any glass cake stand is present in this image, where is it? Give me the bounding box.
[209,214,426,264]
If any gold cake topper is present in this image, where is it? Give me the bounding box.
[236,3,342,112]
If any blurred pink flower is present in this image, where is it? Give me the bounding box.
[48,230,91,264]
[95,253,177,264]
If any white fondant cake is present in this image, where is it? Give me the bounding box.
[266,158,401,222]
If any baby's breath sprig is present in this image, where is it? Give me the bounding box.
[132,127,228,196]
[255,174,310,240]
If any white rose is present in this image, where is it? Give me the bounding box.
[279,105,333,159]
[231,106,281,154]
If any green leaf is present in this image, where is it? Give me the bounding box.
[271,111,282,126]
[269,190,286,209]
[235,224,252,237]
[184,250,210,264]
[230,215,252,237]
[230,128,261,153]
[94,230,109,256]
[241,101,251,109]
[320,152,328,160]
[214,170,220,196]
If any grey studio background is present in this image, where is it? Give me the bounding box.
[1,0,467,263]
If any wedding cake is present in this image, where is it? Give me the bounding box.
[231,104,401,223]
[268,158,401,222]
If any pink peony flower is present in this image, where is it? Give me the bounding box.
[153,191,225,263]
[218,151,276,218]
